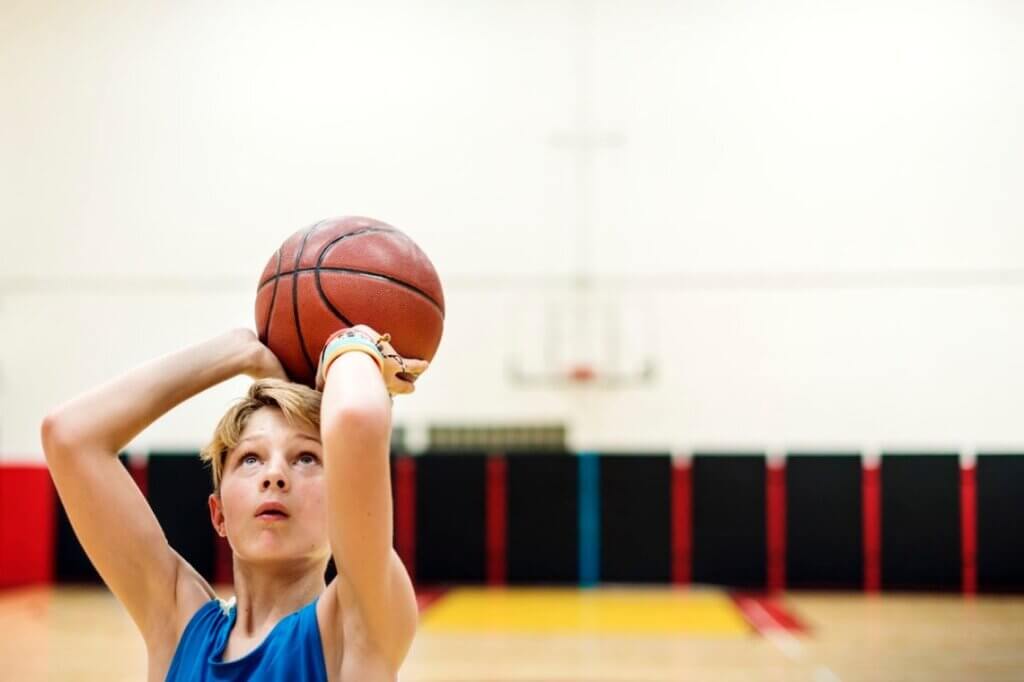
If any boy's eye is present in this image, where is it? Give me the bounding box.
[241,453,260,466]
[298,452,319,465]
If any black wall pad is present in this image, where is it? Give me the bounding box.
[976,454,1024,592]
[416,452,486,583]
[506,452,578,584]
[148,453,216,581]
[881,454,960,591]
[599,454,672,583]
[55,454,132,583]
[692,454,766,588]
[786,454,862,588]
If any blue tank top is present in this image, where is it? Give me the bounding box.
[165,597,328,681]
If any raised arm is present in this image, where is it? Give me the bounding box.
[40,328,284,646]
[318,327,427,668]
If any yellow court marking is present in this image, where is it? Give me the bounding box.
[420,587,751,635]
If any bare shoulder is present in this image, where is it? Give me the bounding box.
[144,552,218,678]
[317,550,419,682]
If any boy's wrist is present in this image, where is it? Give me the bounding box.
[316,328,387,390]
[229,328,286,381]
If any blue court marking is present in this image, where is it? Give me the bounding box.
[578,452,600,587]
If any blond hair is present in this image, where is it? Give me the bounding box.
[201,378,322,491]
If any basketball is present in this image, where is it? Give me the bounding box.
[255,216,445,387]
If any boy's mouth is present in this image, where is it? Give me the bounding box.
[255,501,290,520]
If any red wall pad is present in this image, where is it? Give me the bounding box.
[213,536,233,585]
[862,463,881,593]
[485,454,508,586]
[960,462,977,595]
[765,461,786,593]
[0,465,55,587]
[671,456,692,586]
[393,456,417,584]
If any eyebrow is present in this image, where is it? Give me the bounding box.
[235,433,322,446]
[233,430,321,456]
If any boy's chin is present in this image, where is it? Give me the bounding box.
[239,540,327,565]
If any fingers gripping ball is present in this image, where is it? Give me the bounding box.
[254,216,445,387]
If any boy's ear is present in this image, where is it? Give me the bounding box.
[208,493,227,537]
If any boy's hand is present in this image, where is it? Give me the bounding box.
[352,324,429,396]
[234,329,289,381]
[316,325,429,395]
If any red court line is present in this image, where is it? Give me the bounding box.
[394,456,417,584]
[671,457,692,586]
[862,463,881,593]
[0,464,54,587]
[416,587,448,612]
[766,462,786,593]
[486,454,507,586]
[960,463,977,595]
[732,593,807,634]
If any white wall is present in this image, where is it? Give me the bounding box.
[3,0,1023,461]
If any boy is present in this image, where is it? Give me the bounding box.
[42,325,426,680]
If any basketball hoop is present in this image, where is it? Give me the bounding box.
[503,292,658,390]
[567,363,597,384]
[505,357,655,389]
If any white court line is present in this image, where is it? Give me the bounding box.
[814,665,842,682]
[742,599,843,681]
[743,599,804,660]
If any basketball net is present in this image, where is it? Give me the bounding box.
[504,294,657,389]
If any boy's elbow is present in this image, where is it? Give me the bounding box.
[322,404,389,443]
[40,411,71,460]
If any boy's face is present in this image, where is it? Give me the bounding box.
[209,407,330,567]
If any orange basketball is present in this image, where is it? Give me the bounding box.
[255,216,445,387]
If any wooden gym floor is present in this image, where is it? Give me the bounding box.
[1,585,1022,681]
